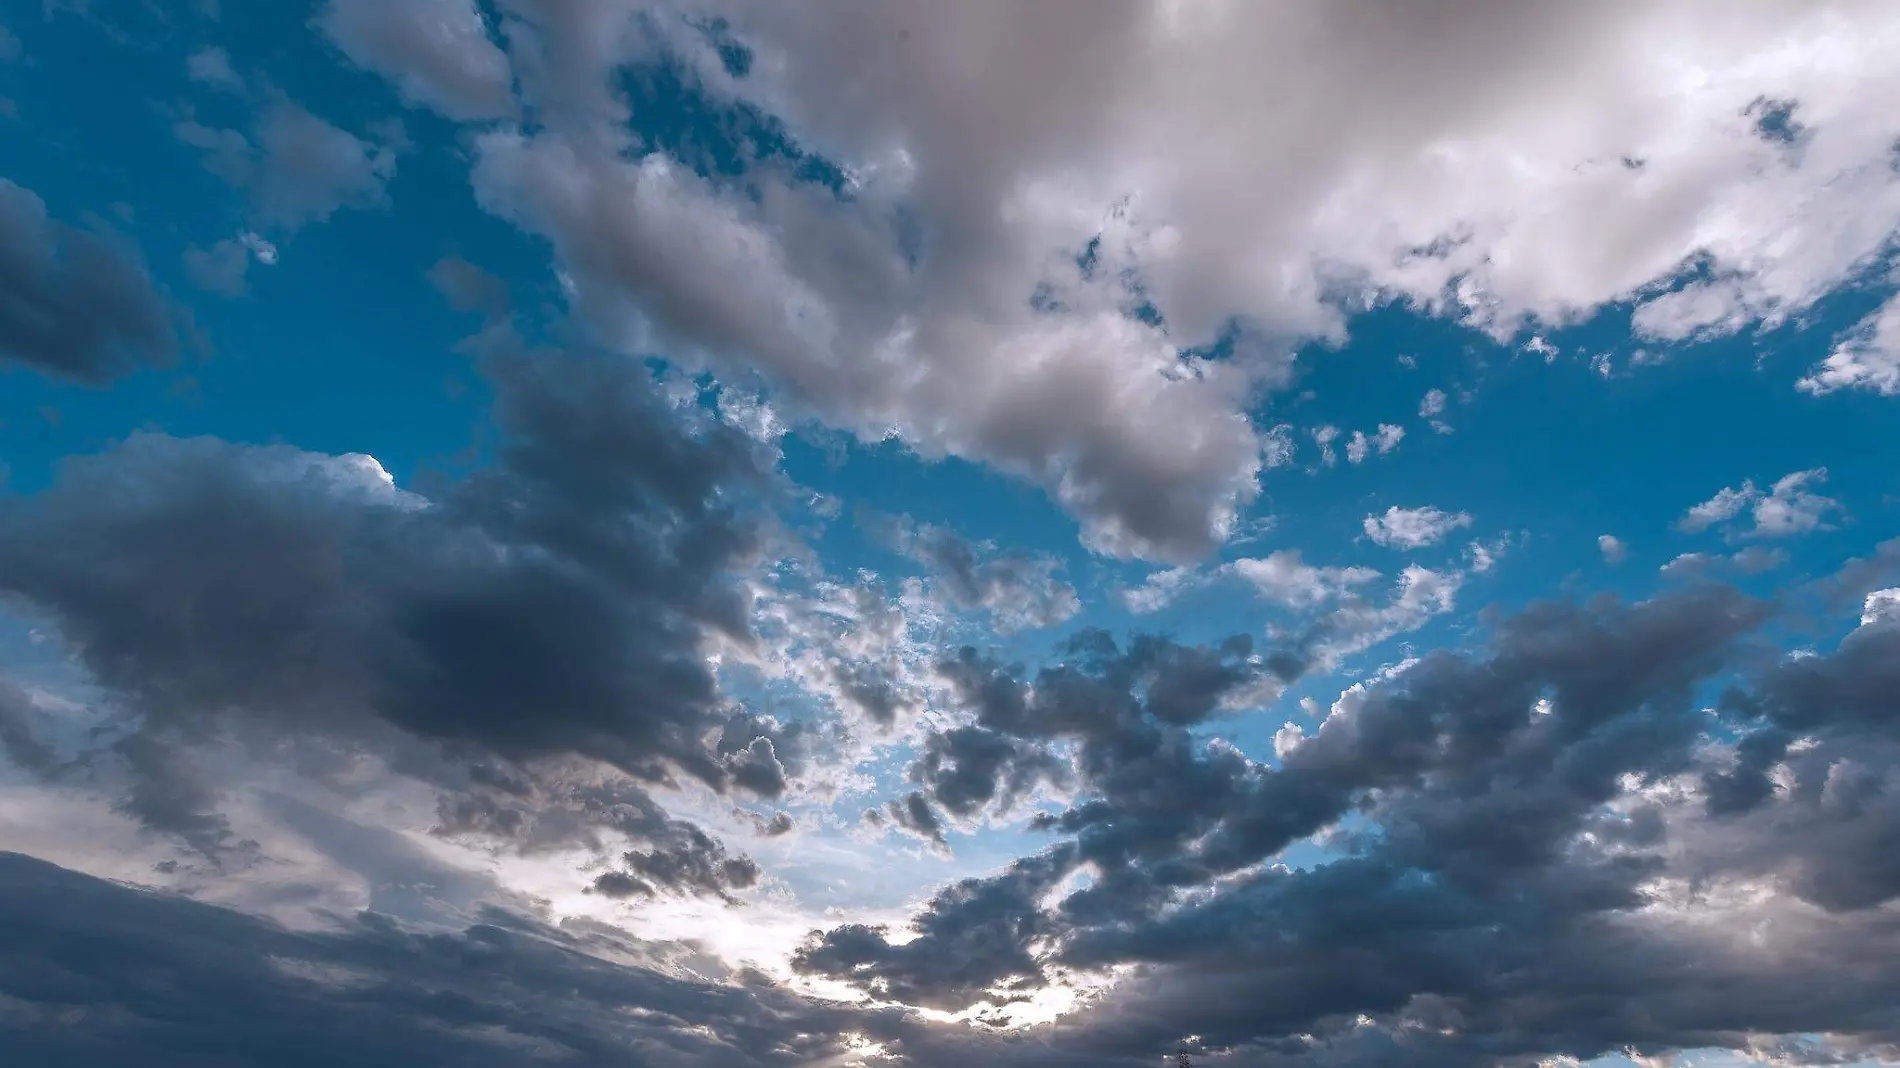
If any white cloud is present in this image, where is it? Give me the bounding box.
[1632,280,1752,341]
[1231,550,1380,609]
[1311,424,1341,467]
[365,2,1900,562]
[1751,468,1840,537]
[1315,565,1461,662]
[1419,388,1448,418]
[1119,566,1203,615]
[1363,505,1474,550]
[1798,291,1900,397]
[1344,424,1406,465]
[1345,430,1370,465]
[1679,468,1839,539]
[1260,423,1296,469]
[1679,482,1760,533]
[1599,534,1629,565]
[1863,587,1900,626]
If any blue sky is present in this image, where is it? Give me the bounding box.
[2,3,1900,1068]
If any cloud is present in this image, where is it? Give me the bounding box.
[0,179,176,383]
[177,101,398,232]
[1678,467,1839,539]
[806,583,1900,1065]
[1344,424,1404,465]
[421,0,1900,562]
[1798,290,1900,396]
[1362,505,1474,549]
[183,232,274,296]
[318,0,517,121]
[0,336,787,881]
[186,46,241,90]
[0,851,881,1068]
[880,519,1081,632]
[1599,534,1628,565]
[1863,588,1900,626]
[469,127,1262,564]
[1232,550,1381,610]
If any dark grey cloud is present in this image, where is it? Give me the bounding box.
[0,678,59,777]
[800,585,1900,1066]
[0,851,879,1068]
[794,846,1076,1011]
[0,336,788,887]
[0,179,177,384]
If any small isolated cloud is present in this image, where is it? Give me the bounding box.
[1260,423,1297,469]
[186,47,241,90]
[1419,388,1447,418]
[1231,550,1380,609]
[1678,468,1839,540]
[1599,534,1628,566]
[1363,505,1475,550]
[182,232,276,296]
[1798,292,1900,397]
[1345,424,1406,464]
[176,101,398,233]
[1312,425,1341,467]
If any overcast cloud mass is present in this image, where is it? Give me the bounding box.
[1,2,1899,1067]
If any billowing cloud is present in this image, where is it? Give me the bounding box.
[801,580,1900,1064]
[0,179,176,383]
[0,337,785,884]
[396,0,1900,560]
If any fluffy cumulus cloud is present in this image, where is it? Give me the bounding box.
[432,0,1900,560]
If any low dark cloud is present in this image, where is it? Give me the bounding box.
[803,586,1900,1064]
[0,334,787,888]
[0,179,177,384]
[0,851,875,1068]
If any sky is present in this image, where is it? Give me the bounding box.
[1,1,1899,1066]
